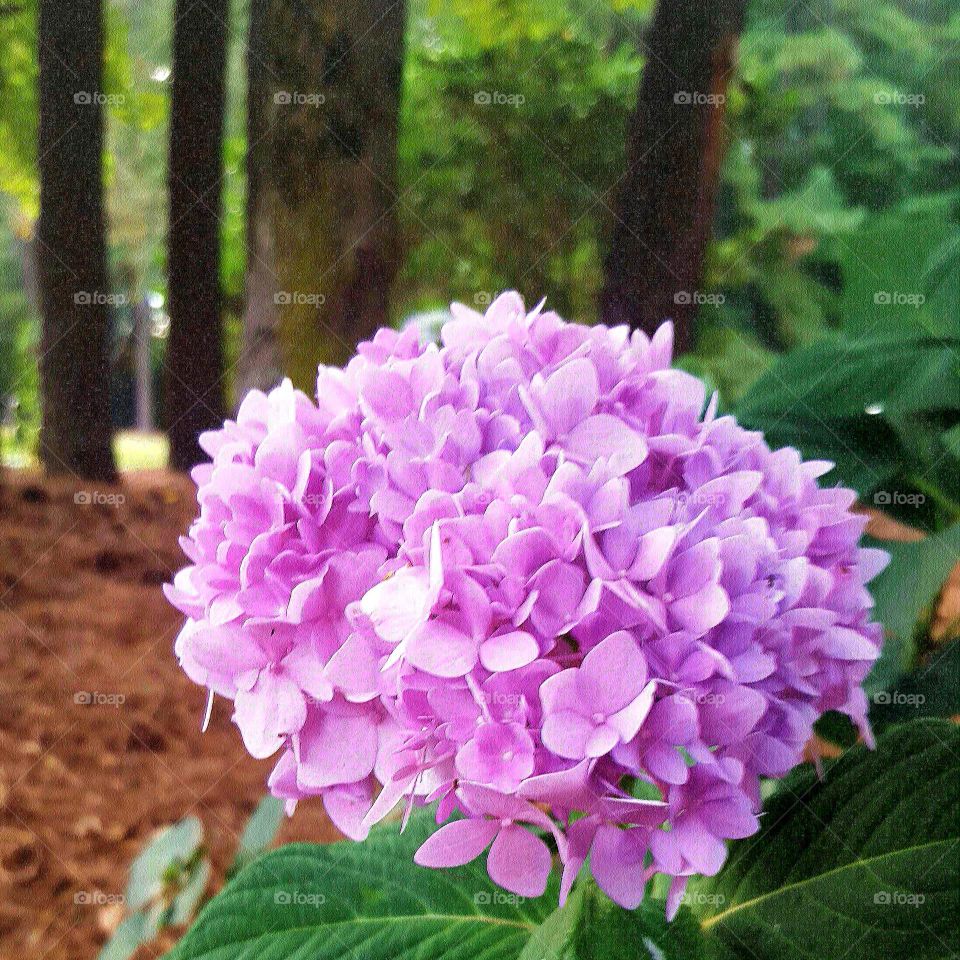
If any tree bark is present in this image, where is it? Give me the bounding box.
[37,0,116,480]
[257,0,408,391]
[165,0,229,470]
[600,0,745,354]
[132,298,153,431]
[235,0,282,401]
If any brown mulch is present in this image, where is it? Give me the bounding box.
[0,470,339,960]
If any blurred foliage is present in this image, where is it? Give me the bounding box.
[97,796,285,960]
[0,0,956,431]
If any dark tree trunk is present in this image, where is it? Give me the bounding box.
[235,0,281,401]
[132,298,153,431]
[165,0,229,470]
[37,0,116,480]
[258,0,408,390]
[600,0,745,354]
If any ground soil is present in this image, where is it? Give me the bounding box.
[0,470,956,959]
[0,470,339,960]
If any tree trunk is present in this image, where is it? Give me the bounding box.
[235,0,282,401]
[165,0,229,470]
[599,0,745,354]
[257,0,407,391]
[132,298,153,431]
[37,0,116,480]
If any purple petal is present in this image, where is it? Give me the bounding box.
[541,709,596,760]
[565,414,647,476]
[405,620,478,677]
[479,631,540,672]
[590,824,651,910]
[579,631,647,715]
[414,818,499,868]
[487,824,552,897]
[233,669,307,759]
[296,711,378,788]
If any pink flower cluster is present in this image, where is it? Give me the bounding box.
[167,293,888,916]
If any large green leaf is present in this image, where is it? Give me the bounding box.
[838,212,956,337]
[694,720,960,960]
[520,882,704,960]
[737,333,960,424]
[871,640,960,733]
[167,811,558,960]
[735,332,960,496]
[865,525,960,692]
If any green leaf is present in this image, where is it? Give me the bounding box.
[871,639,960,732]
[838,212,956,337]
[96,912,149,960]
[520,882,704,960]
[518,883,585,960]
[170,858,213,927]
[230,795,285,876]
[865,525,960,692]
[737,332,960,423]
[695,719,960,960]
[168,810,558,960]
[126,817,204,911]
[735,332,960,496]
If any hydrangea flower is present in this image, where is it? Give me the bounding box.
[167,293,888,916]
